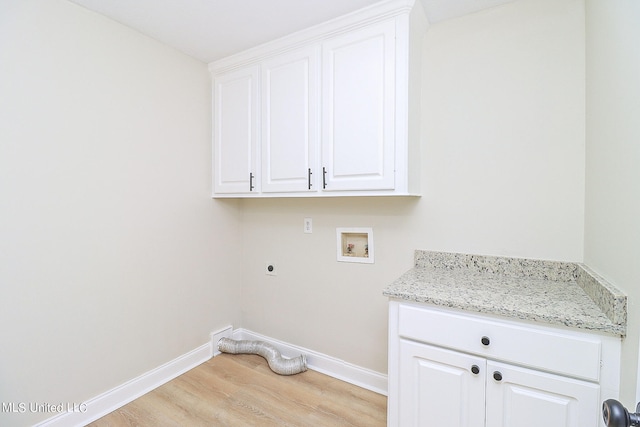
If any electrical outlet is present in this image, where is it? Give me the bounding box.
[304,217,312,234]
[266,263,277,276]
[210,325,233,356]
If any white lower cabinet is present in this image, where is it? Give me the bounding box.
[486,360,599,427]
[389,302,621,427]
[400,340,485,427]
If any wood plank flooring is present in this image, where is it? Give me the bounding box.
[88,353,387,426]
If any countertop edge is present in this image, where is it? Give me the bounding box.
[382,290,626,337]
[384,251,628,337]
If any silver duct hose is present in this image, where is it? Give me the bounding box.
[218,337,308,375]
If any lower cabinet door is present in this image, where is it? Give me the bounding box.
[485,360,600,427]
[399,339,486,427]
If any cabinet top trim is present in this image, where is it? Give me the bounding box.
[208,0,417,74]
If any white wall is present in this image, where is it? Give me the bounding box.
[0,1,242,425]
[2,0,620,423]
[420,0,585,260]
[241,0,586,375]
[584,0,640,404]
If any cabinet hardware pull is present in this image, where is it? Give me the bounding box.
[249,172,255,191]
[308,168,312,190]
[481,336,490,346]
[493,371,503,381]
[471,365,480,375]
[322,167,327,189]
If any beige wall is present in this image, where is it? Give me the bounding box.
[585,0,640,404]
[241,0,587,375]
[4,0,637,424]
[0,1,242,425]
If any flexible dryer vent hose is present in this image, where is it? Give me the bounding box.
[218,337,307,376]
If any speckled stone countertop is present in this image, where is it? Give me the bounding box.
[383,251,627,336]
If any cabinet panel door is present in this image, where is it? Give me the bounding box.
[399,339,486,427]
[322,20,396,191]
[486,361,600,427]
[261,47,319,193]
[213,66,259,194]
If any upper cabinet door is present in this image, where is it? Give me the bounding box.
[213,66,259,194]
[321,20,396,192]
[261,47,319,193]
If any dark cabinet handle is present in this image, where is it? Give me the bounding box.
[249,172,255,191]
[322,167,327,189]
[471,365,480,375]
[481,336,490,346]
[493,371,503,381]
[308,168,312,190]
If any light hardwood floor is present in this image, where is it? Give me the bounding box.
[88,353,387,426]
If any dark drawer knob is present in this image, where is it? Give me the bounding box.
[471,365,480,375]
[481,336,490,346]
[493,371,503,381]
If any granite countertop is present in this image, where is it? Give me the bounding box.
[383,251,627,336]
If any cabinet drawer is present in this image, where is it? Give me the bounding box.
[398,304,602,381]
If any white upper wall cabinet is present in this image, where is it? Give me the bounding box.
[209,0,427,198]
[321,20,396,192]
[261,46,319,193]
[213,66,259,194]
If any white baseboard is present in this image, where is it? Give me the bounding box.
[231,328,388,396]
[35,341,213,427]
[36,326,388,427]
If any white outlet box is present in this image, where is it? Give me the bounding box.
[304,217,312,233]
[210,325,233,356]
